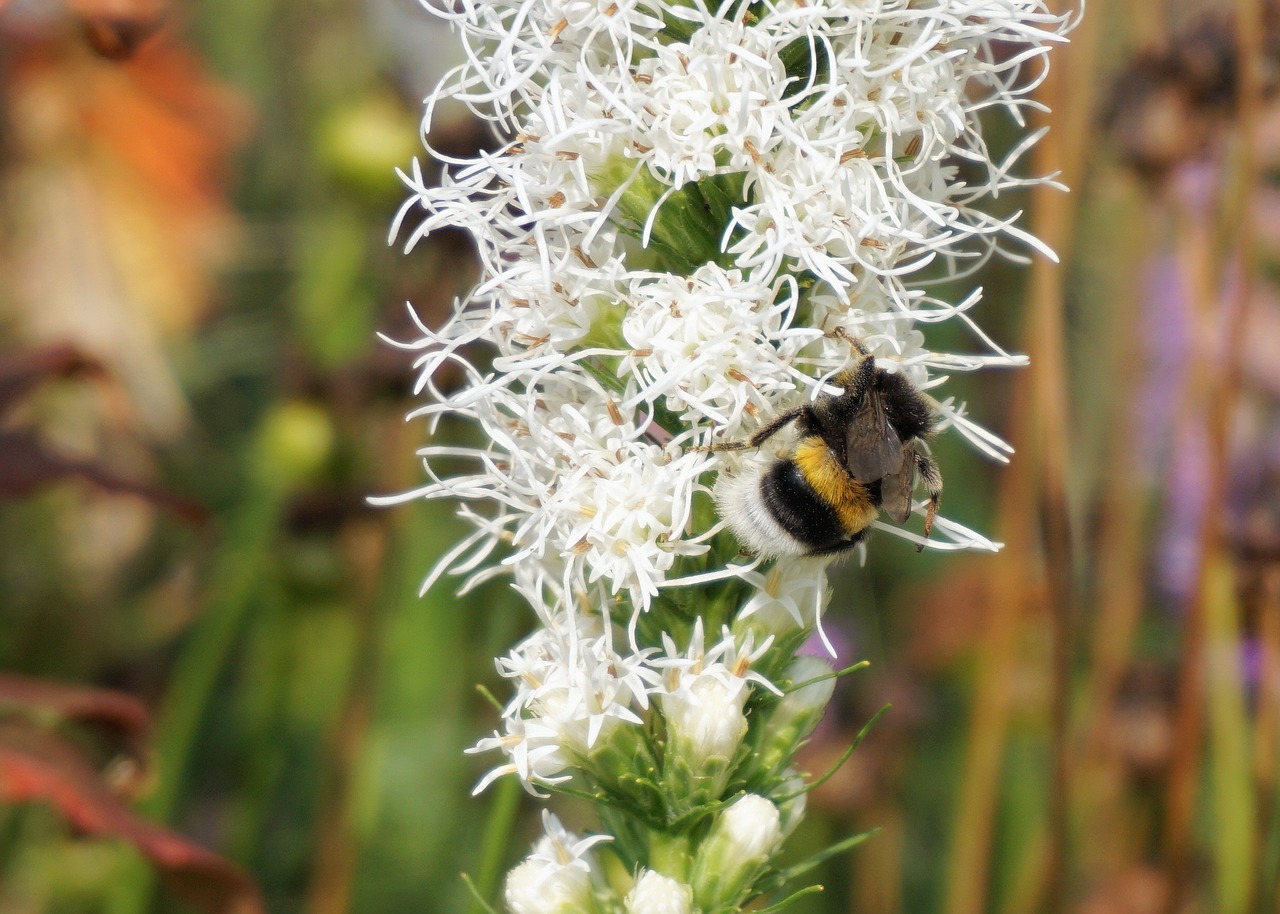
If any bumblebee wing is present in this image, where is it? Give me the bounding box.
[845,388,904,481]
[878,446,917,524]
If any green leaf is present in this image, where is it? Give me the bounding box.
[783,660,870,695]
[461,873,501,914]
[779,34,831,101]
[755,884,826,913]
[775,828,879,883]
[778,703,890,801]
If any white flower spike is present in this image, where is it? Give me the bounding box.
[392,0,1071,910]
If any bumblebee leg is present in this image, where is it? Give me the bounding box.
[747,406,809,447]
[915,451,943,548]
[692,439,751,453]
[690,406,807,452]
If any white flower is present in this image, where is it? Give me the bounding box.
[505,859,589,914]
[630,17,791,187]
[387,0,1072,612]
[715,794,783,861]
[625,870,693,914]
[528,810,613,868]
[649,621,779,805]
[618,266,819,432]
[663,673,749,767]
[385,369,718,614]
[470,613,659,793]
[392,0,1071,906]
[734,559,832,639]
[505,812,610,914]
[652,619,777,698]
[470,717,577,796]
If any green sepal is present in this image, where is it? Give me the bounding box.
[582,722,667,821]
[661,752,736,820]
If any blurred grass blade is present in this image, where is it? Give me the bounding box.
[471,776,522,914]
[1204,554,1255,914]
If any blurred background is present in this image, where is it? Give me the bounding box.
[0,0,1277,913]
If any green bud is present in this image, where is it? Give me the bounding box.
[252,401,334,489]
[583,719,664,819]
[743,656,835,782]
[661,676,748,814]
[690,794,781,912]
[646,832,693,885]
[590,156,738,274]
[318,93,420,198]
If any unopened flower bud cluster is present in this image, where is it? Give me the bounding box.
[508,798,785,914]
[390,0,1069,911]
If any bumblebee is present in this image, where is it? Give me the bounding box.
[711,340,942,558]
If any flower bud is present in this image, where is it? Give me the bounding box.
[318,94,419,196]
[582,716,663,813]
[746,655,836,780]
[624,870,692,914]
[774,770,808,840]
[665,675,748,763]
[504,813,608,914]
[252,401,333,489]
[505,858,594,914]
[691,794,782,911]
[661,674,748,810]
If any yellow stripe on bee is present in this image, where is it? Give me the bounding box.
[792,437,879,534]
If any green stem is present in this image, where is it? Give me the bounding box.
[471,776,523,914]
[115,444,296,913]
[648,831,693,883]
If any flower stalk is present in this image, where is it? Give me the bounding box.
[386,1,1071,910]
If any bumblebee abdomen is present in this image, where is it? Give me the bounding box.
[758,438,879,552]
[760,461,848,550]
[791,438,879,532]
